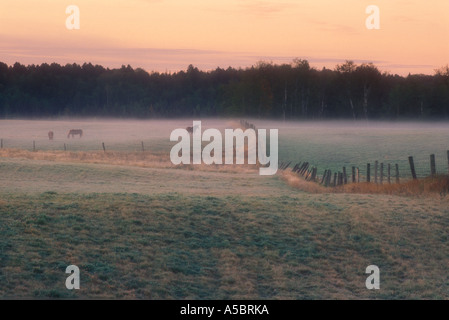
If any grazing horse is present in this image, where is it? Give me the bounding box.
[48,131,54,140]
[67,129,83,138]
[186,124,199,134]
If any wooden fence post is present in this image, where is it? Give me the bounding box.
[387,164,391,184]
[409,156,417,179]
[305,168,310,180]
[64,143,67,151]
[306,169,311,180]
[447,150,449,174]
[343,167,347,184]
[333,172,337,186]
[102,142,106,153]
[357,167,360,183]
[1,139,2,149]
[293,163,300,173]
[324,170,332,187]
[310,167,317,182]
[395,164,400,183]
[374,161,378,184]
[141,141,145,152]
[298,163,304,174]
[380,163,384,185]
[430,154,436,176]
[327,170,332,187]
[301,163,309,176]
[367,163,371,182]
[33,141,36,152]
[351,166,356,183]
[321,170,328,184]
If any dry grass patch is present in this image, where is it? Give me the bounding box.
[0,148,259,174]
[282,170,449,198]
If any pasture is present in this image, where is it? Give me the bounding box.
[1,119,449,299]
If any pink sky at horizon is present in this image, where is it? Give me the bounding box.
[0,0,448,75]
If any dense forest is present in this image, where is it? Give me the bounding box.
[0,60,448,119]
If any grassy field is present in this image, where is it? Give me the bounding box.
[1,119,449,299]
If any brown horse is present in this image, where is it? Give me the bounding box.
[186,124,199,134]
[67,129,83,138]
[48,131,54,140]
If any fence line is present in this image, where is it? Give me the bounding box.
[279,150,449,187]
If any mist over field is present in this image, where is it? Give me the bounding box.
[1,118,448,177]
[1,117,449,299]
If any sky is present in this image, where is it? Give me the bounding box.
[0,0,448,75]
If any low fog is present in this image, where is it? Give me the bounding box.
[1,118,448,177]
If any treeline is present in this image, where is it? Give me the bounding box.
[0,60,448,119]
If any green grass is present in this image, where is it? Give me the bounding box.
[1,190,449,299]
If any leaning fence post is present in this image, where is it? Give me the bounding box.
[409,156,417,179]
[321,170,328,184]
[102,142,106,153]
[306,169,312,180]
[367,163,371,183]
[321,170,327,184]
[395,164,400,183]
[430,154,436,176]
[311,167,317,182]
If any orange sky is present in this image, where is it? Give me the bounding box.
[0,0,448,75]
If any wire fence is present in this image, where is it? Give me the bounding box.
[280,150,449,186]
